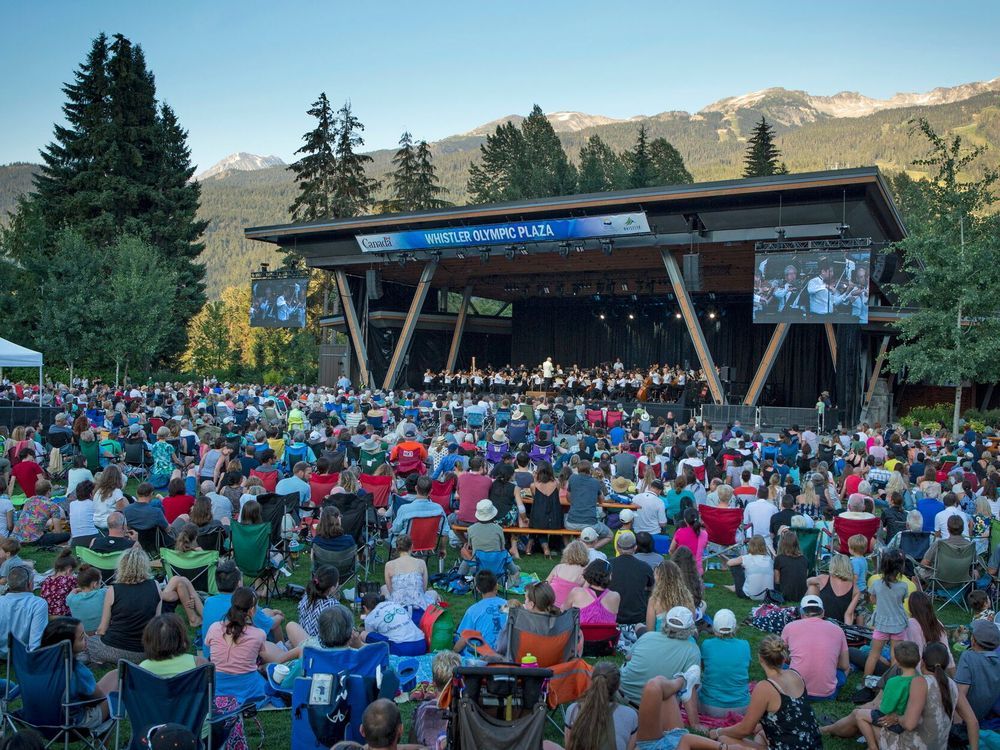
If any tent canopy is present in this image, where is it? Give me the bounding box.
[0,337,43,368]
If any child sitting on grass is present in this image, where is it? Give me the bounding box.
[413,651,461,749]
[856,640,920,740]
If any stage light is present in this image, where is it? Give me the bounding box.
[517,245,529,256]
[601,239,614,256]
[599,312,606,320]
[504,245,516,261]
[674,311,682,319]
[574,244,585,253]
[557,242,570,258]
[628,312,635,320]
[479,248,491,264]
[572,285,579,296]
[708,311,717,320]
[456,249,466,259]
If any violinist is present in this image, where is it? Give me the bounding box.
[773,264,803,312]
[806,258,849,315]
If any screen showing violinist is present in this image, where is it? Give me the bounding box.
[752,250,871,324]
[249,277,308,328]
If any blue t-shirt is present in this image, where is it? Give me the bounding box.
[457,597,507,651]
[699,637,752,709]
[201,593,275,655]
[851,556,869,592]
[608,426,626,446]
[916,498,945,533]
[70,660,98,709]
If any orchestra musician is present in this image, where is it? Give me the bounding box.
[772,263,803,313]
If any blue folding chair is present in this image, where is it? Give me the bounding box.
[4,635,112,750]
[283,444,309,472]
[113,662,239,750]
[466,411,485,429]
[469,550,515,598]
[287,643,393,749]
[495,410,511,427]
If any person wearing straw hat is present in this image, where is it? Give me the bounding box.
[457,500,519,577]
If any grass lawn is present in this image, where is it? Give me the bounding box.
[16,489,973,750]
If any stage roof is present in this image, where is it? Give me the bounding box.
[246,167,907,302]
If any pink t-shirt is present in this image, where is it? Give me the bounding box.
[456,474,493,524]
[903,617,955,669]
[673,527,709,574]
[781,617,848,698]
[205,621,266,675]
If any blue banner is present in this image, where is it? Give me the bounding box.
[355,212,650,252]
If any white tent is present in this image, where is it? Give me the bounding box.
[0,337,43,397]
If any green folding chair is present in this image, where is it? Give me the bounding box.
[359,448,387,473]
[792,527,823,577]
[75,546,124,584]
[230,522,281,604]
[926,541,977,612]
[79,439,101,473]
[160,548,220,596]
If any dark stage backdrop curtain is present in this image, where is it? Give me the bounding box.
[510,298,837,408]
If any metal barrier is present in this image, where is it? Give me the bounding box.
[758,406,820,432]
[701,404,759,428]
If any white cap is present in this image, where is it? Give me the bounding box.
[580,527,599,543]
[665,606,695,632]
[713,608,737,635]
[618,509,636,523]
[800,594,824,614]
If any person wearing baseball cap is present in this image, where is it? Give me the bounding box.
[613,508,636,552]
[954,619,1000,723]
[699,608,752,717]
[780,594,849,701]
[620,604,702,710]
[579,527,607,563]
[609,529,654,633]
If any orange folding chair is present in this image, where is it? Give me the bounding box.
[405,515,446,573]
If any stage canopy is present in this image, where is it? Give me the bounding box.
[0,337,43,368]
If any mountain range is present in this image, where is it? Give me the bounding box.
[3,76,1000,296]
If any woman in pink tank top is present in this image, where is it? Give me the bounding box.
[564,560,620,626]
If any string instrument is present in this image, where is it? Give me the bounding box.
[637,374,653,402]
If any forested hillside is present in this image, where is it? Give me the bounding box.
[3,91,999,297]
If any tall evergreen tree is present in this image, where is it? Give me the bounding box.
[520,104,577,197]
[288,92,338,222]
[382,132,420,212]
[649,138,693,185]
[625,125,654,189]
[329,101,380,218]
[577,134,625,193]
[743,117,787,177]
[413,140,451,210]
[467,121,526,203]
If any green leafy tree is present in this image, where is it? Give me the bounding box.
[625,125,653,189]
[34,231,107,385]
[886,119,1000,434]
[743,117,787,177]
[184,301,234,375]
[330,101,380,218]
[102,235,178,385]
[288,92,338,224]
[467,121,527,203]
[650,137,693,185]
[577,134,626,193]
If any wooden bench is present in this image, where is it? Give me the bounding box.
[452,525,581,536]
[520,498,637,511]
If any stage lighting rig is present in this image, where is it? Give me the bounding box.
[557,242,570,258]
[479,248,491,264]
[601,239,614,256]
[504,245,516,261]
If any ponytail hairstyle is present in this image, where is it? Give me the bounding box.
[682,507,703,535]
[566,661,620,750]
[306,564,339,607]
[224,587,257,644]
[922,642,953,719]
[53,548,78,574]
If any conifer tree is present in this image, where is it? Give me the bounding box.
[382,132,420,212]
[649,138,693,185]
[521,104,577,197]
[467,121,526,204]
[625,125,654,189]
[329,101,380,218]
[577,134,625,193]
[288,92,338,222]
[743,117,787,177]
[413,140,451,210]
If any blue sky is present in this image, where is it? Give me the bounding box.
[2,1,999,171]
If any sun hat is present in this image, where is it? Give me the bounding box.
[360,437,381,452]
[475,499,498,522]
[492,429,506,442]
[611,476,631,494]
[128,423,141,434]
[580,527,599,543]
[713,608,738,635]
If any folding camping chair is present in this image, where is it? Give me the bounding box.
[700,505,746,566]
[79,439,102,473]
[895,530,933,576]
[580,623,620,657]
[308,475,339,507]
[113,662,239,750]
[359,448,387,473]
[360,473,392,510]
[249,469,278,493]
[528,443,554,466]
[495,409,511,427]
[311,543,359,595]
[831,516,881,555]
[501,607,581,668]
[134,527,171,561]
[197,527,228,556]
[288,643,392,749]
[467,550,515,599]
[4,636,113,750]
[282,444,310,473]
[466,411,486,430]
[429,477,457,515]
[75,546,124,584]
[791,527,823,576]
[585,410,604,429]
[160,548,220,596]
[230,521,282,604]
[485,441,510,467]
[924,542,978,612]
[123,440,150,480]
[605,410,624,429]
[446,665,552,750]
[404,515,447,574]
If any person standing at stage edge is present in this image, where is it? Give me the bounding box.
[542,357,554,390]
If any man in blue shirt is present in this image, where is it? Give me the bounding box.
[0,566,49,656]
[276,461,312,507]
[390,476,449,543]
[432,443,466,479]
[454,570,507,654]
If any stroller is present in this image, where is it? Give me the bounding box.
[447,665,552,750]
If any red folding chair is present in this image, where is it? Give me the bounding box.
[637,461,662,481]
[429,477,456,515]
[585,409,604,428]
[359,473,392,509]
[832,515,881,554]
[148,417,164,434]
[308,474,339,506]
[581,623,620,657]
[605,410,623,429]
[405,515,446,573]
[700,505,746,563]
[250,468,278,493]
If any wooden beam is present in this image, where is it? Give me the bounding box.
[862,335,891,412]
[660,248,725,404]
[446,285,473,373]
[334,270,370,387]
[824,323,837,369]
[382,262,437,390]
[743,323,790,406]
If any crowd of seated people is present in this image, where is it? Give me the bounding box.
[0,375,999,749]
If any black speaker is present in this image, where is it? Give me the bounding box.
[871,252,897,284]
[366,269,383,300]
[682,253,701,292]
